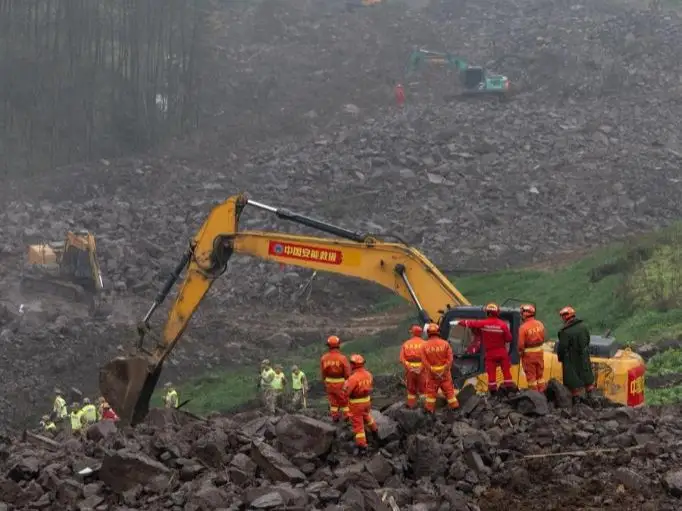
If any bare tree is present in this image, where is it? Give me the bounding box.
[0,0,209,177]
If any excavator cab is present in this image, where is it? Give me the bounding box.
[440,306,522,388]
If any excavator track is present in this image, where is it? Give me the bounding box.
[20,274,90,303]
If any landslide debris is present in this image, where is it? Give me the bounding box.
[3,392,682,510]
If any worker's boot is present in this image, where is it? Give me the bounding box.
[488,389,500,401]
[353,445,369,457]
[572,395,581,406]
[584,391,597,407]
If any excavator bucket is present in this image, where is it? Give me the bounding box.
[99,356,162,426]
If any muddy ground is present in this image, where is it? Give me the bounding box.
[1,0,682,430]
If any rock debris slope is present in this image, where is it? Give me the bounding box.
[2,390,682,510]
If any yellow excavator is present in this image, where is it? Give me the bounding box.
[100,194,646,425]
[22,231,104,304]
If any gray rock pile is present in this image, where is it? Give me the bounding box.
[2,391,682,510]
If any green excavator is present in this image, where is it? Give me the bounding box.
[406,49,510,98]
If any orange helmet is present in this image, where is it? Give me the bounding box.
[484,302,500,316]
[327,335,341,349]
[410,325,423,337]
[426,323,440,337]
[559,306,576,321]
[520,304,536,318]
[349,354,365,367]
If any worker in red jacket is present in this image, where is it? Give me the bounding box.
[455,303,515,396]
[320,336,351,422]
[420,323,459,413]
[399,325,426,408]
[394,83,406,108]
[343,354,378,455]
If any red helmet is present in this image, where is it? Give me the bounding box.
[559,306,575,322]
[520,304,536,319]
[484,302,500,316]
[426,323,440,337]
[327,335,341,349]
[349,354,365,367]
[410,325,423,336]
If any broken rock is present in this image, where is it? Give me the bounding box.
[275,414,336,457]
[99,449,171,493]
[250,439,306,483]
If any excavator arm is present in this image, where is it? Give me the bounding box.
[100,194,469,425]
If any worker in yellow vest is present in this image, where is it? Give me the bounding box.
[271,364,287,412]
[70,402,83,435]
[164,382,179,408]
[81,398,97,425]
[290,365,308,410]
[53,388,68,423]
[260,360,276,414]
[40,415,57,434]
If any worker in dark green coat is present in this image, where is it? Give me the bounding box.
[557,306,595,405]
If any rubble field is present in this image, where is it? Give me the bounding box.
[2,387,682,510]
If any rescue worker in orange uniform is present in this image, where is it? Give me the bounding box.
[518,304,547,392]
[343,354,378,454]
[400,325,426,408]
[420,323,459,413]
[455,303,515,396]
[320,335,351,422]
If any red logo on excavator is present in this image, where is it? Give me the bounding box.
[268,241,343,265]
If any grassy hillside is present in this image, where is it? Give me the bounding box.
[172,224,682,414]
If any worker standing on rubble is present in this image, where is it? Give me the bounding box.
[557,306,595,405]
[260,359,277,414]
[101,402,119,421]
[343,354,378,455]
[421,323,459,413]
[40,415,56,434]
[271,364,287,411]
[400,325,426,408]
[394,83,406,108]
[52,389,67,423]
[290,365,308,411]
[518,304,547,392]
[320,335,351,422]
[70,402,83,435]
[81,398,97,425]
[164,382,179,409]
[97,397,106,420]
[456,303,515,396]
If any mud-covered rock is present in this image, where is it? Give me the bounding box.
[274,414,336,457]
[99,450,171,493]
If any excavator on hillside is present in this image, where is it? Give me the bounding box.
[100,194,646,425]
[22,231,105,307]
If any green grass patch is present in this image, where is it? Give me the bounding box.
[173,224,682,414]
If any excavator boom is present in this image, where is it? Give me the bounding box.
[100,194,468,425]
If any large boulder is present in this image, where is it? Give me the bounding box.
[275,414,336,457]
[99,450,171,493]
[250,440,306,483]
[509,391,549,416]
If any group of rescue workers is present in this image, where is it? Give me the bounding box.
[42,382,182,435]
[259,362,310,413]
[41,302,594,456]
[41,389,120,435]
[314,302,595,454]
